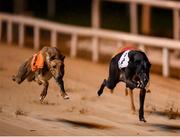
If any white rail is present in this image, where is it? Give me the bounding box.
[103,0,180,41]
[0,13,180,77]
[105,0,180,9]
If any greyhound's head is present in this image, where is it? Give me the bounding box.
[135,61,151,89]
[46,53,65,80]
[131,51,151,89]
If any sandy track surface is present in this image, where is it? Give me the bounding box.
[0,44,180,135]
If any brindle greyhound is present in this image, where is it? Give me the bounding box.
[12,47,69,102]
[97,49,151,122]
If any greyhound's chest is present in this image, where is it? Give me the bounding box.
[118,50,130,69]
[43,71,53,80]
[36,71,52,82]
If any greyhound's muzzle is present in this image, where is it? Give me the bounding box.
[139,76,148,89]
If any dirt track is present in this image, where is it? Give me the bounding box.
[0,44,180,135]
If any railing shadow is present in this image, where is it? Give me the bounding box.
[42,118,113,129]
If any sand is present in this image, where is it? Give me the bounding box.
[0,44,180,135]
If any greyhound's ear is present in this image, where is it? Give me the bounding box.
[148,62,151,68]
[129,55,134,64]
[61,55,65,61]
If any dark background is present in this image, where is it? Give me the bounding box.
[0,0,173,38]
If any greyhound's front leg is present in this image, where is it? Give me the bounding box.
[139,89,146,122]
[39,81,49,103]
[56,78,69,100]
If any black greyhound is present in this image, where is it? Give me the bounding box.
[97,48,151,122]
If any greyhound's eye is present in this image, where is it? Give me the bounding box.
[50,55,56,61]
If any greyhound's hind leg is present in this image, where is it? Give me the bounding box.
[128,88,136,114]
[97,79,117,96]
[27,72,35,82]
[12,60,31,84]
[97,79,107,96]
[98,58,119,96]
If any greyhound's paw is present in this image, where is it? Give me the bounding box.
[97,92,101,96]
[12,75,16,81]
[131,110,136,115]
[37,80,43,85]
[39,97,44,103]
[125,88,128,96]
[131,108,136,114]
[110,89,114,94]
[62,94,70,100]
[97,90,103,96]
[146,89,151,93]
[139,117,147,122]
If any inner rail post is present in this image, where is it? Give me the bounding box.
[34,26,40,50]
[92,36,99,62]
[19,23,24,48]
[130,1,138,34]
[7,20,12,44]
[51,30,57,47]
[0,19,2,41]
[162,48,169,77]
[70,34,78,58]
